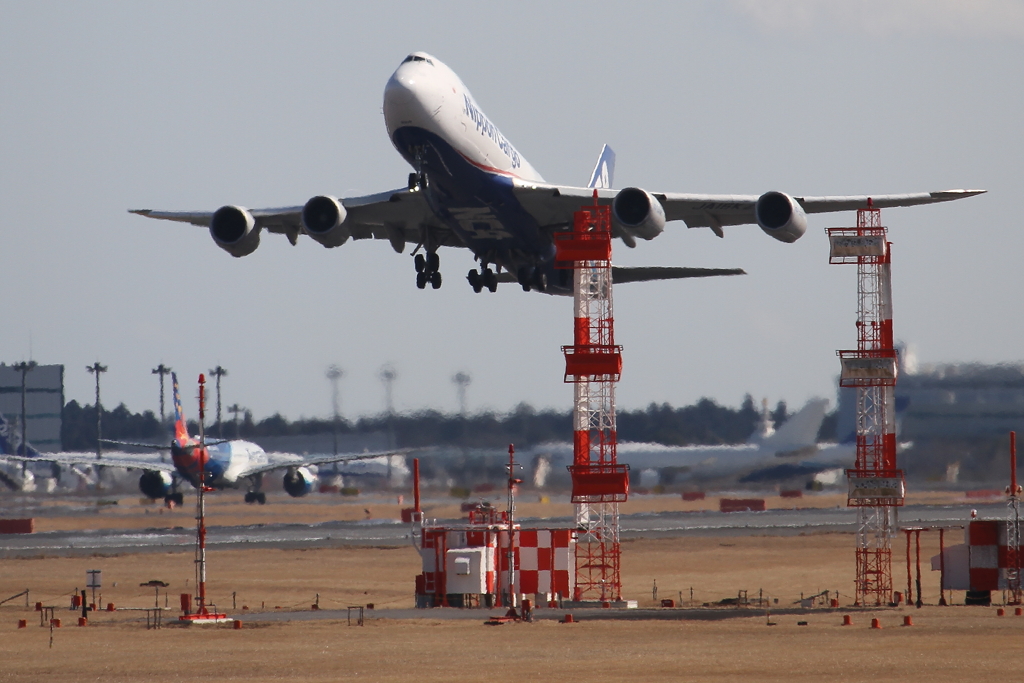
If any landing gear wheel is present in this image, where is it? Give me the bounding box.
[483,267,498,293]
[408,172,419,192]
[531,269,547,293]
[430,271,442,289]
[467,269,483,293]
[244,491,256,504]
[171,492,184,506]
[517,267,532,292]
[426,251,440,273]
[256,492,267,505]
[414,254,426,273]
[416,272,428,289]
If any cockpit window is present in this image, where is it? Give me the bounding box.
[402,55,434,66]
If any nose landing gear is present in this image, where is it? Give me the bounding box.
[244,491,267,505]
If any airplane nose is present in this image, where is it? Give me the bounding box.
[384,69,417,107]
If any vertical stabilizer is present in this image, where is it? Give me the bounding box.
[755,398,830,453]
[0,411,39,457]
[588,144,616,190]
[170,373,190,447]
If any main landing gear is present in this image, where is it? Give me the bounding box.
[517,266,547,293]
[164,492,184,507]
[415,251,442,289]
[467,266,498,293]
[244,491,267,505]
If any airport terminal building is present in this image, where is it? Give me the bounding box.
[837,360,1024,441]
[0,363,63,451]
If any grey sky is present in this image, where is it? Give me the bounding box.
[1,1,1021,421]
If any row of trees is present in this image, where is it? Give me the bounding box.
[60,395,811,451]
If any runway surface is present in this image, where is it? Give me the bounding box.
[0,502,1001,558]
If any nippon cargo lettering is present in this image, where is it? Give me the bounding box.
[463,95,521,169]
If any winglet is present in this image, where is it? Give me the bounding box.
[588,144,616,190]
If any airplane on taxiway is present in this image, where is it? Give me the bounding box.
[0,373,404,505]
[526,398,854,488]
[131,52,985,295]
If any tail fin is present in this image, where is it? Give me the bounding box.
[755,398,830,453]
[170,373,190,446]
[0,411,39,457]
[588,144,616,189]
[0,413,17,455]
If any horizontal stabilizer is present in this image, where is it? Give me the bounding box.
[611,266,746,284]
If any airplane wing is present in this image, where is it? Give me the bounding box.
[0,453,176,473]
[131,188,464,250]
[493,265,746,285]
[511,182,986,236]
[237,449,410,479]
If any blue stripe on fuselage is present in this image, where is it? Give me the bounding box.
[391,126,557,265]
[205,444,229,482]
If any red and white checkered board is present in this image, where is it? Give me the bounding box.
[498,529,574,596]
[968,520,1024,591]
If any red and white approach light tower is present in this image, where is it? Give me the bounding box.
[828,202,905,606]
[555,197,630,602]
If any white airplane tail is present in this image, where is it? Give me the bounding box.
[588,144,616,189]
[752,398,830,454]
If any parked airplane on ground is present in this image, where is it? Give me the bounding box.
[1,374,404,504]
[529,398,853,487]
[131,52,984,295]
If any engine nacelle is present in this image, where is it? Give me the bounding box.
[754,191,807,243]
[139,471,173,499]
[612,187,666,241]
[210,205,262,257]
[283,466,316,498]
[302,195,350,248]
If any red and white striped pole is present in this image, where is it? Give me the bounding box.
[196,373,208,615]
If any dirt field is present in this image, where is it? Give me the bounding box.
[1,531,1015,682]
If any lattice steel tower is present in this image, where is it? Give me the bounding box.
[828,203,905,606]
[555,197,629,602]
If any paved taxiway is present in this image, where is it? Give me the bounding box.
[0,502,999,558]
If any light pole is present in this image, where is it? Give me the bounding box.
[208,366,227,438]
[86,362,107,460]
[226,404,245,439]
[379,364,396,416]
[151,364,172,424]
[452,371,471,417]
[12,361,36,460]
[325,366,344,457]
[379,364,397,450]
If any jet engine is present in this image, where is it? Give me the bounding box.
[210,205,262,257]
[302,195,350,248]
[283,466,316,498]
[612,187,666,240]
[754,191,807,243]
[139,471,173,500]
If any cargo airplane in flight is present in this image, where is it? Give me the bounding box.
[1,374,403,505]
[132,52,984,294]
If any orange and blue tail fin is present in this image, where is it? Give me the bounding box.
[170,373,190,446]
